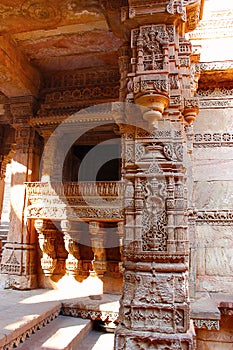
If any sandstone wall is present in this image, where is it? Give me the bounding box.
[193,107,233,295]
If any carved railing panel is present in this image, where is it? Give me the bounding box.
[25,181,124,221]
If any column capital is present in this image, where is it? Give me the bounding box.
[102,0,204,40]
[8,95,38,127]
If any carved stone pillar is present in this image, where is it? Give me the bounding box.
[0,96,41,289]
[114,1,203,349]
[35,219,57,277]
[60,219,80,276]
[89,221,107,277]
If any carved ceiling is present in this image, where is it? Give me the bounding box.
[0,0,125,98]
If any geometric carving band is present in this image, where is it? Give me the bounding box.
[194,132,233,147]
[193,319,220,331]
[196,210,233,225]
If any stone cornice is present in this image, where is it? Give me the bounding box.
[195,86,233,109]
[36,67,120,122]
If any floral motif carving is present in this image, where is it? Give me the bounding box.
[194,132,233,147]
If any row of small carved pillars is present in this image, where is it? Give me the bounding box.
[34,219,124,277]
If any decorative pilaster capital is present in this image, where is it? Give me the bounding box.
[34,219,45,234]
[9,95,38,127]
[89,221,100,235]
[60,219,72,233]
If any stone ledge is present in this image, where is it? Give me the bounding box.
[191,296,220,321]
[17,316,92,350]
[61,294,120,323]
[0,300,61,349]
[191,293,233,331]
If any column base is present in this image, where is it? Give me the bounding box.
[114,325,195,350]
[0,273,37,290]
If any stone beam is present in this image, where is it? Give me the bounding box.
[0,35,40,97]
[101,0,205,39]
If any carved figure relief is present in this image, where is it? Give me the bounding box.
[132,25,169,72]
[142,178,168,251]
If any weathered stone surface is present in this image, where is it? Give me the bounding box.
[196,226,233,281]
[193,158,233,181]
[197,276,233,294]
[194,108,233,132]
[0,36,40,97]
[193,181,233,209]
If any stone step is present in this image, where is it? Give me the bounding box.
[76,329,114,350]
[0,300,61,349]
[17,316,92,350]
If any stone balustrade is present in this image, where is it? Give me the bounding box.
[25,181,124,221]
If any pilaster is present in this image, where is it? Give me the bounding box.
[115,1,203,349]
[0,96,41,289]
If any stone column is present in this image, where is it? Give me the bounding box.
[0,96,41,289]
[35,219,57,277]
[114,1,202,349]
[61,219,80,276]
[89,221,107,277]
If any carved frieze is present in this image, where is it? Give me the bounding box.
[26,181,124,220]
[38,68,120,118]
[193,319,220,331]
[61,306,119,322]
[196,87,233,109]
[195,210,233,225]
[27,205,123,220]
[194,132,233,147]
